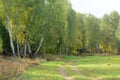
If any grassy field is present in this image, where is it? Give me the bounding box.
[19,55,120,80]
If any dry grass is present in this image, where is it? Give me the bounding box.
[0,56,40,80]
[0,61,24,80]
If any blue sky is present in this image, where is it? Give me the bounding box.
[69,0,120,18]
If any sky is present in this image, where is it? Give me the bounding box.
[69,0,120,18]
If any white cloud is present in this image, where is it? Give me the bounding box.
[70,0,120,17]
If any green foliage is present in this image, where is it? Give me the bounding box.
[0,18,11,54]
[100,12,120,53]
[0,38,2,53]
[0,0,120,56]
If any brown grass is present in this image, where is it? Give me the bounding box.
[0,56,40,80]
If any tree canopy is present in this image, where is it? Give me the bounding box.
[0,0,120,58]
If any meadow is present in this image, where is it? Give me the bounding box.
[18,55,120,80]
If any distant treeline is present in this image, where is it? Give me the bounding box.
[0,0,120,58]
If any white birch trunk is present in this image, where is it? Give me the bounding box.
[32,14,50,57]
[27,41,32,54]
[6,11,16,57]
[34,36,44,56]
[96,43,99,53]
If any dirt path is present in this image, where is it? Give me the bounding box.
[70,65,78,73]
[70,65,100,80]
[70,65,84,75]
[58,66,73,80]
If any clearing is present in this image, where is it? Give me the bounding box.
[18,56,120,80]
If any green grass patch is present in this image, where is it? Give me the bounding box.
[65,56,120,80]
[63,55,80,60]
[19,55,120,80]
[19,62,64,80]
